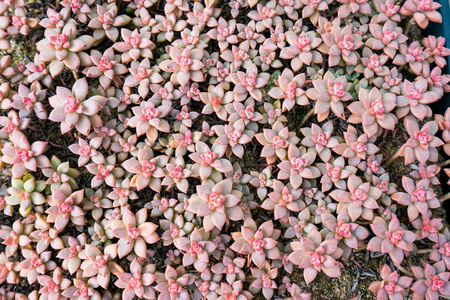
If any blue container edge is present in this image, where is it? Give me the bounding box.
[428,0,450,114]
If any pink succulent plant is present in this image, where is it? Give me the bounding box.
[19,249,57,284]
[37,267,71,299]
[317,156,357,192]
[262,179,304,221]
[397,116,444,165]
[45,184,85,232]
[249,261,278,299]
[37,22,95,75]
[189,141,233,181]
[126,100,171,142]
[277,145,321,189]
[268,69,309,110]
[115,258,157,300]
[187,178,244,232]
[173,227,217,272]
[392,176,440,221]
[394,41,430,75]
[333,125,379,166]
[365,20,408,59]
[396,78,440,121]
[211,248,246,284]
[320,24,364,66]
[60,0,94,23]
[373,0,402,22]
[299,0,333,24]
[154,265,196,300]
[68,137,105,167]
[48,78,107,135]
[411,261,450,299]
[8,7,39,36]
[1,129,50,178]
[330,174,381,221]
[278,31,322,72]
[88,3,131,42]
[400,0,442,29]
[367,215,417,266]
[113,28,155,63]
[122,146,168,191]
[230,218,281,268]
[229,63,269,102]
[214,122,254,158]
[306,70,353,121]
[108,208,159,258]
[255,120,301,164]
[159,46,205,87]
[300,121,339,162]
[322,211,370,255]
[368,264,413,299]
[124,59,164,98]
[347,87,397,137]
[288,228,343,284]
[83,47,128,89]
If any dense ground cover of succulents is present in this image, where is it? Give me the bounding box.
[1,0,450,298]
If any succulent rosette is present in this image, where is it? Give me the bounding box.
[37,22,95,75]
[368,264,413,300]
[1,129,50,178]
[159,46,205,87]
[48,78,107,135]
[306,70,353,121]
[320,24,364,67]
[288,228,343,284]
[329,174,381,221]
[398,116,443,165]
[187,178,244,232]
[108,208,159,258]
[347,87,398,137]
[367,215,417,266]
[230,217,281,268]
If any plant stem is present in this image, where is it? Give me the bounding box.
[404,18,416,36]
[56,0,60,10]
[330,7,340,16]
[299,108,314,128]
[72,70,79,80]
[417,249,432,254]
[93,36,106,47]
[396,265,414,277]
[383,148,401,168]
[356,220,371,225]
[353,244,367,253]
[439,159,450,167]
[440,192,450,203]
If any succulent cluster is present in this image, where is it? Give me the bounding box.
[0,0,450,299]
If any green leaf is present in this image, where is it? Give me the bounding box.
[57,162,70,174]
[51,156,61,169]
[31,192,46,205]
[23,173,34,182]
[23,179,35,192]
[19,205,31,217]
[34,180,47,193]
[6,194,20,205]
[12,179,24,189]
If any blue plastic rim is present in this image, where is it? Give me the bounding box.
[427,0,450,220]
[428,0,450,113]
